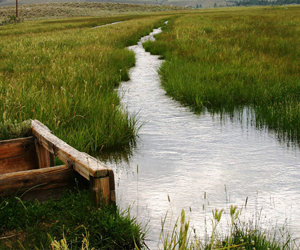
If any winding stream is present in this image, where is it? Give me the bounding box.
[100,27,300,248]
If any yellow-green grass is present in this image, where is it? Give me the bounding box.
[0,15,171,152]
[160,206,297,249]
[143,6,300,143]
[0,13,175,36]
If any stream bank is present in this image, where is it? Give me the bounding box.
[99,27,300,248]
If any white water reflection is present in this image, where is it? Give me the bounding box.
[101,28,300,248]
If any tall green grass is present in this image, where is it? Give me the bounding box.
[144,6,300,144]
[159,206,298,249]
[0,16,169,151]
[0,189,146,249]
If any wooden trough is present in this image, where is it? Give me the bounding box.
[0,120,115,205]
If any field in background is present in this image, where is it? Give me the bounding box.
[0,0,233,13]
[0,2,185,21]
[0,14,173,152]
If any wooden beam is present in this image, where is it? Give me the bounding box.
[0,137,39,174]
[0,165,75,196]
[29,120,115,205]
[0,136,36,160]
[31,120,109,180]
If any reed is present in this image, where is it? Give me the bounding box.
[144,6,300,144]
[159,205,298,250]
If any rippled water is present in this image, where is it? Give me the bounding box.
[100,28,300,248]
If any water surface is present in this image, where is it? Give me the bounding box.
[100,27,300,248]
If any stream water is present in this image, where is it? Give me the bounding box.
[99,27,300,248]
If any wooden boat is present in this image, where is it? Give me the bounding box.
[0,120,115,205]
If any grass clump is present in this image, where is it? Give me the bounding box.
[0,189,146,249]
[143,6,300,144]
[160,206,297,250]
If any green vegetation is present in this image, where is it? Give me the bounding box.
[0,14,171,151]
[0,9,171,250]
[160,206,297,249]
[0,15,21,25]
[0,189,146,249]
[1,193,296,249]
[143,6,300,144]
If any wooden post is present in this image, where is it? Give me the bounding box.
[16,0,18,18]
[34,139,51,168]
[91,170,116,206]
[92,176,111,206]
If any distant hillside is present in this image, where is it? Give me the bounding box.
[0,0,234,11]
[0,2,189,20]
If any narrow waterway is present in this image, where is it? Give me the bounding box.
[100,27,300,248]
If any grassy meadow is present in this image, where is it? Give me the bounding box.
[1,3,300,249]
[0,14,172,151]
[144,6,300,144]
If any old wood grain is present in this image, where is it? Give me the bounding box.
[0,137,39,174]
[0,165,75,196]
[31,120,110,180]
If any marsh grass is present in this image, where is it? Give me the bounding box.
[0,189,146,249]
[159,206,298,250]
[0,16,169,151]
[143,6,300,144]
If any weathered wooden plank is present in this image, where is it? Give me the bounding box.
[0,136,36,160]
[0,137,39,174]
[0,165,75,196]
[31,120,109,179]
[34,139,51,168]
[0,153,39,175]
[29,119,116,205]
[20,171,89,202]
